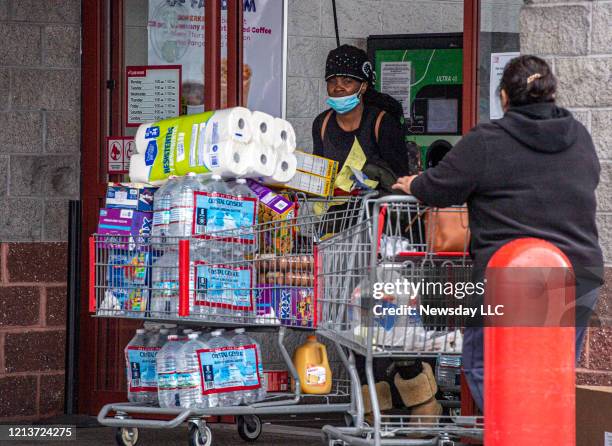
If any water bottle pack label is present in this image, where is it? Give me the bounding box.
[194,262,253,310]
[197,344,261,395]
[157,371,178,390]
[153,210,170,227]
[192,192,257,243]
[126,346,160,392]
[169,206,191,224]
[177,369,200,390]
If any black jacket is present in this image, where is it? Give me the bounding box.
[312,106,411,178]
[411,103,604,287]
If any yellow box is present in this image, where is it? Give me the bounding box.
[294,151,338,180]
[282,170,336,198]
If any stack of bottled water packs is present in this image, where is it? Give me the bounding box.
[126,328,267,408]
[150,174,258,320]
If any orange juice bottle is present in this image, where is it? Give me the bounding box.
[292,335,332,394]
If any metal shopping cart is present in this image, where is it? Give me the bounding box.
[90,195,371,446]
[315,195,484,446]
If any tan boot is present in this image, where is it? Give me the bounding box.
[393,362,437,408]
[411,396,443,426]
[361,381,393,418]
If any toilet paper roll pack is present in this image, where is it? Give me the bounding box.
[264,150,298,184]
[250,111,277,148]
[201,140,250,177]
[273,117,297,153]
[242,143,278,178]
[202,106,253,145]
[250,112,297,153]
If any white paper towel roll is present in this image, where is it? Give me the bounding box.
[241,143,278,178]
[273,118,297,153]
[203,107,253,145]
[250,111,277,148]
[201,141,250,177]
[266,150,297,184]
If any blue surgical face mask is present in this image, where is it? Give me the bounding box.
[326,85,363,114]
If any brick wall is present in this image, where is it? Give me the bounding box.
[521,0,612,385]
[0,243,68,420]
[0,0,81,421]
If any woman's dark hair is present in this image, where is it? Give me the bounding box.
[363,88,405,120]
[499,55,557,106]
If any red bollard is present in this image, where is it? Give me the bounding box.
[484,238,576,445]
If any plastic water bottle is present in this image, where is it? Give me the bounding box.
[138,329,165,405]
[151,250,179,316]
[149,328,169,347]
[253,335,267,401]
[152,176,178,250]
[194,247,231,322]
[436,356,462,389]
[230,328,262,404]
[199,174,229,195]
[169,173,202,238]
[125,329,161,404]
[197,174,231,240]
[227,178,259,254]
[206,330,239,407]
[156,334,185,408]
[176,333,207,409]
[236,330,267,402]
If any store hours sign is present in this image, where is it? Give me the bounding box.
[126,65,182,126]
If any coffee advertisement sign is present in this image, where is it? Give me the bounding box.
[148,0,286,117]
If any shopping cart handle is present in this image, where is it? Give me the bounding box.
[97,403,192,429]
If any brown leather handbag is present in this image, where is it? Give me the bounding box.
[424,206,470,253]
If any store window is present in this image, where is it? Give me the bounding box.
[123,0,287,137]
[478,0,522,123]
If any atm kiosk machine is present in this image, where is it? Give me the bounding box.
[368,33,463,169]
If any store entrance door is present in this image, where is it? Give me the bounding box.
[78,0,143,415]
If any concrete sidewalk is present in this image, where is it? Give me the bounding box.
[7,422,324,446]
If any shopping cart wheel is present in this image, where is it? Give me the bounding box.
[237,415,262,442]
[188,423,212,446]
[115,427,139,446]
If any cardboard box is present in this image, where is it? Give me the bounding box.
[247,180,295,254]
[576,385,612,446]
[256,284,315,328]
[264,370,289,392]
[97,208,153,249]
[294,151,338,179]
[106,183,157,212]
[281,170,335,198]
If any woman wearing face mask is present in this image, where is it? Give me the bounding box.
[392,55,603,411]
[312,45,413,187]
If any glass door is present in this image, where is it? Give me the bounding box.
[478,0,523,123]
